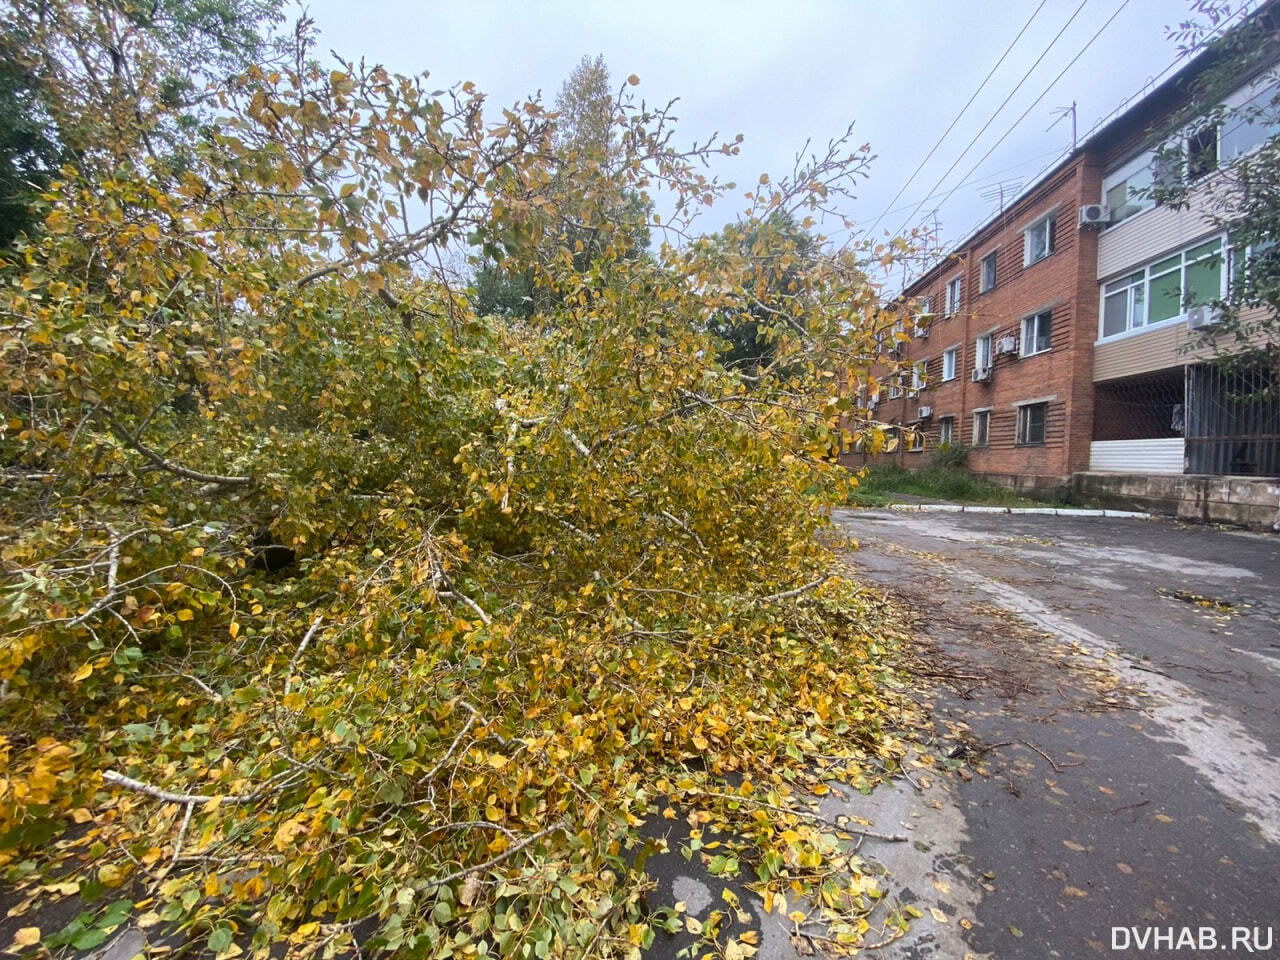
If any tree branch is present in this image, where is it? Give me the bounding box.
[102,410,252,486]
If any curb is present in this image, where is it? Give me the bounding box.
[884,503,1151,518]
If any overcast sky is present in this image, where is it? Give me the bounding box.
[302,0,1257,287]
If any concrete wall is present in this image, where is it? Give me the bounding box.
[1073,472,1280,529]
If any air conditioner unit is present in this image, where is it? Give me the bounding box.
[996,335,1019,356]
[1186,304,1223,330]
[1078,204,1110,228]
[972,366,992,383]
[918,405,933,419]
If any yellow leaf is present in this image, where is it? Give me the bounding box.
[627,74,640,86]
[487,753,508,770]
[12,928,40,948]
[176,609,194,622]
[228,621,240,639]
[73,662,93,682]
[929,906,948,924]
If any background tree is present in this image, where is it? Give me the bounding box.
[706,211,817,375]
[471,53,651,319]
[0,0,284,253]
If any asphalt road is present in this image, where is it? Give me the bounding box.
[828,508,1280,960]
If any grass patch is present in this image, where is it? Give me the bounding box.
[848,463,1052,507]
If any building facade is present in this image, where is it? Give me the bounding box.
[850,6,1280,490]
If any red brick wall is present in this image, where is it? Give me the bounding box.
[859,155,1103,484]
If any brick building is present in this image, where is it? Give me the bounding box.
[850,4,1280,493]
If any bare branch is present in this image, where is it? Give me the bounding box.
[284,615,324,696]
[102,410,252,486]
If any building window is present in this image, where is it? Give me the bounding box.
[1221,80,1280,161]
[908,428,924,452]
[910,359,926,396]
[942,346,958,381]
[1100,236,1225,339]
[972,409,990,447]
[938,417,954,448]
[1186,124,1219,180]
[1021,310,1052,356]
[945,276,962,317]
[975,333,993,375]
[1016,402,1047,445]
[1024,211,1056,266]
[980,251,997,292]
[888,375,901,400]
[1103,152,1156,225]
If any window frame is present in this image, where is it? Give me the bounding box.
[945,275,962,317]
[1102,151,1157,227]
[1020,309,1052,357]
[1098,233,1228,341]
[972,408,991,447]
[909,359,927,397]
[938,416,955,448]
[941,346,958,382]
[908,428,924,453]
[1186,122,1220,181]
[1016,402,1048,446]
[1023,211,1057,267]
[979,250,998,293]
[975,332,994,374]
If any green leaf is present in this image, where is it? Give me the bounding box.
[208,926,233,953]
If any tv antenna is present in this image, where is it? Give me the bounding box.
[1048,101,1078,151]
[978,178,1025,214]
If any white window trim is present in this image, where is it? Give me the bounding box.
[974,331,995,373]
[909,359,927,397]
[938,416,955,447]
[1096,232,1228,342]
[1015,401,1050,445]
[945,275,962,317]
[971,407,992,447]
[941,345,959,382]
[1100,150,1157,232]
[1022,209,1058,266]
[979,249,998,293]
[1012,394,1057,408]
[1020,309,1052,357]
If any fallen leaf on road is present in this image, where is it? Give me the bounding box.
[930,907,948,923]
[1064,885,1089,898]
[1117,862,1133,874]
[1063,840,1087,852]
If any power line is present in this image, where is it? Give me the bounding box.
[873,146,1065,220]
[925,0,1137,225]
[864,0,1052,238]
[939,0,1260,258]
[891,0,1092,239]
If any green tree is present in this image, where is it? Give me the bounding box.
[0,0,285,252]
[706,211,817,375]
[471,53,651,319]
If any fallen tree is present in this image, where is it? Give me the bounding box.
[1,7,915,957]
